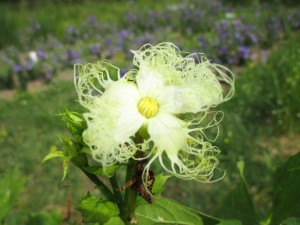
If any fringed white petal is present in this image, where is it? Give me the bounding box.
[155,141,223,182]
[147,113,188,158]
[74,61,120,108]
[135,65,164,99]
[158,82,222,115]
[83,80,146,168]
[130,43,234,115]
[144,111,224,182]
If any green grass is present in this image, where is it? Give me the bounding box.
[0,82,79,172]
[0,6,21,48]
[0,1,128,46]
[222,32,300,135]
[0,0,177,47]
[0,81,88,224]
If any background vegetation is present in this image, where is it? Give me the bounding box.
[0,0,299,224]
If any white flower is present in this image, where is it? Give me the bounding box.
[74,43,234,182]
[29,51,38,63]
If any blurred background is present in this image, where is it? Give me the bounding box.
[0,0,300,224]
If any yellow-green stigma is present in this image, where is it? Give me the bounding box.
[137,97,159,118]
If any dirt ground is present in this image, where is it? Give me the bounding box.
[0,70,73,100]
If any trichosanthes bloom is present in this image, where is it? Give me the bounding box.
[75,43,234,182]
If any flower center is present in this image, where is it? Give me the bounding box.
[137,97,159,119]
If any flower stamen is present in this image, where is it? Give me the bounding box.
[137,97,159,119]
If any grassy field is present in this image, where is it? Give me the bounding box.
[1,0,300,224]
[0,82,82,224]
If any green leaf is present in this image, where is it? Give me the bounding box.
[59,135,80,156]
[270,153,300,225]
[217,220,243,225]
[0,168,25,220]
[60,110,86,143]
[76,195,119,224]
[41,149,72,181]
[25,211,61,225]
[62,158,70,181]
[135,196,241,225]
[135,197,203,225]
[152,174,171,195]
[42,136,88,181]
[194,211,220,225]
[237,161,246,181]
[104,217,125,225]
[41,151,65,164]
[194,210,242,225]
[214,161,260,225]
[82,146,92,154]
[280,217,300,225]
[84,165,123,178]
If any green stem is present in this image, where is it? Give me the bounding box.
[81,169,115,202]
[124,160,138,224]
[125,187,138,224]
[72,154,115,202]
[109,175,125,216]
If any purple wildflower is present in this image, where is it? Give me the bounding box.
[32,22,41,31]
[238,45,250,59]
[46,68,55,80]
[37,50,48,60]
[24,60,34,70]
[13,64,23,73]
[234,32,242,41]
[87,16,98,27]
[219,47,228,55]
[198,37,207,49]
[67,49,82,64]
[250,34,258,44]
[90,43,102,55]
[227,57,236,65]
